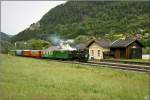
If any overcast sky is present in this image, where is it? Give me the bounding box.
[1,1,66,35]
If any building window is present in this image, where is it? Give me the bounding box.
[91,50,94,56]
[98,50,100,56]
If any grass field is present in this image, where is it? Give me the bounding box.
[0,54,149,100]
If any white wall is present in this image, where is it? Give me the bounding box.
[88,43,109,60]
[142,54,150,59]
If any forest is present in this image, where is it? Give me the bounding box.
[1,1,150,53]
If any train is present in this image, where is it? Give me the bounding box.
[9,49,89,62]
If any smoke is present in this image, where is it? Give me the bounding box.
[49,34,76,51]
[59,39,76,51]
[49,34,62,45]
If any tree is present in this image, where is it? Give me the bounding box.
[0,40,13,53]
[27,39,51,50]
[74,35,90,43]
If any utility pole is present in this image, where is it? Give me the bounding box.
[15,42,17,50]
[24,42,27,49]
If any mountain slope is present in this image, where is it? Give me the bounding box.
[0,32,11,41]
[0,32,13,53]
[11,1,150,42]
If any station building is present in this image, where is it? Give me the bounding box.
[85,39,143,60]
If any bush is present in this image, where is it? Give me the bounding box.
[142,47,150,54]
[0,40,13,54]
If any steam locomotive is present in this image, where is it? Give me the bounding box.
[9,49,89,62]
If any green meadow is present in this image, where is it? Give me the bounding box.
[0,54,149,100]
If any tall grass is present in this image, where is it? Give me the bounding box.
[0,54,149,100]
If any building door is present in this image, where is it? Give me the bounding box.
[120,48,126,59]
[131,48,142,58]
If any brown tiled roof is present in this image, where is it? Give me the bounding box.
[86,38,143,49]
[111,39,143,48]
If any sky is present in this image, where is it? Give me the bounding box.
[1,1,66,35]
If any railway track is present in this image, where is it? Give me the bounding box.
[85,61,149,72]
[21,56,150,72]
[100,59,150,66]
[51,60,150,72]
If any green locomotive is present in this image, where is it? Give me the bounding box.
[41,49,89,62]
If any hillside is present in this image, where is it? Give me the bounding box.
[0,32,11,41]
[11,1,150,45]
[0,32,13,53]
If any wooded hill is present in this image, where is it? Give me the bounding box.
[11,1,150,46]
[0,32,13,53]
[0,32,11,41]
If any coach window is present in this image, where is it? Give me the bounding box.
[98,50,100,56]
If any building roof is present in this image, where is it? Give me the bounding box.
[110,39,144,48]
[46,46,60,51]
[87,39,111,48]
[75,43,87,50]
[86,38,144,49]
